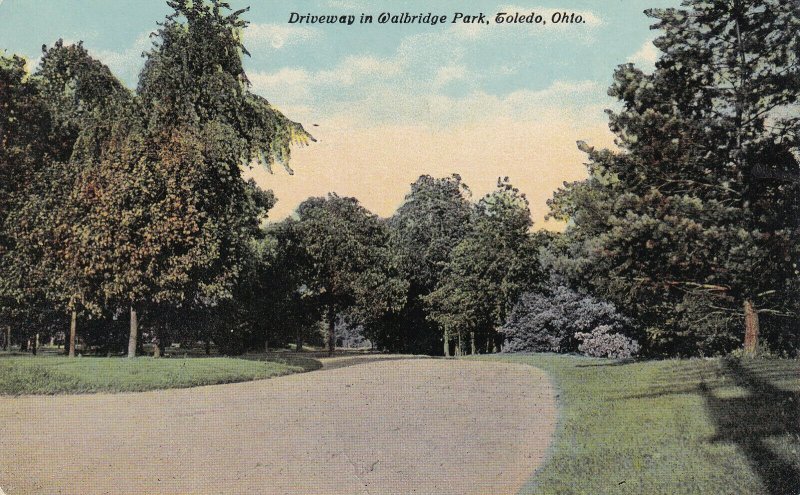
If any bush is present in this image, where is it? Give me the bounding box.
[500,286,632,353]
[575,325,640,359]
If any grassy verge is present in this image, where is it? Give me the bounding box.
[0,356,312,395]
[479,354,800,495]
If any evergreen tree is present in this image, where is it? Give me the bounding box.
[549,0,800,355]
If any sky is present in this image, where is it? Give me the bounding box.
[0,0,682,227]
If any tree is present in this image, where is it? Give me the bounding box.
[425,178,543,356]
[547,0,800,356]
[0,53,54,351]
[71,0,312,357]
[0,43,129,356]
[386,174,473,353]
[282,194,407,356]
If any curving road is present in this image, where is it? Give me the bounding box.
[0,359,556,495]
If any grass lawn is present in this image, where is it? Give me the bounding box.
[0,355,309,395]
[480,354,800,495]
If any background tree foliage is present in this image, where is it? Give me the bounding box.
[277,194,407,355]
[424,178,543,356]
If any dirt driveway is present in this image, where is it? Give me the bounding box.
[0,359,556,495]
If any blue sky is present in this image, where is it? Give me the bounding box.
[0,0,682,224]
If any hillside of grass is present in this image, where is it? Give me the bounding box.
[0,356,309,395]
[480,354,800,495]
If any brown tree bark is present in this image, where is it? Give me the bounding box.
[69,307,77,358]
[205,339,211,355]
[295,327,303,353]
[2,325,8,351]
[743,299,760,355]
[470,331,476,355]
[127,305,139,358]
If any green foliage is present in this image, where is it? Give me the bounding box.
[546,0,800,355]
[425,178,544,354]
[383,174,473,353]
[280,195,407,339]
[1,1,311,355]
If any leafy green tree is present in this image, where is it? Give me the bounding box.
[385,174,473,353]
[425,178,543,356]
[282,194,407,355]
[0,53,54,350]
[1,43,129,356]
[548,0,800,355]
[68,0,312,357]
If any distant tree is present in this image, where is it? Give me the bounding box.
[386,174,473,353]
[284,194,407,355]
[425,178,543,356]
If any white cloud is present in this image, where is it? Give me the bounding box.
[433,65,467,88]
[91,32,152,85]
[628,38,659,70]
[244,23,321,51]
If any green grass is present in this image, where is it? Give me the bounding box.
[0,356,310,395]
[478,354,800,495]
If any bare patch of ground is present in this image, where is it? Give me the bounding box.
[0,359,556,495]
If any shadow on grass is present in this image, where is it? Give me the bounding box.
[698,359,800,495]
[617,358,800,494]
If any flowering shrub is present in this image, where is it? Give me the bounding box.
[575,325,640,359]
[501,286,632,353]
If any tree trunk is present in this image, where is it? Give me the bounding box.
[205,339,211,356]
[743,299,760,356]
[153,322,163,358]
[69,307,77,358]
[32,333,39,355]
[127,305,138,358]
[457,331,463,357]
[470,331,476,355]
[327,306,335,357]
[2,325,8,351]
[295,327,303,353]
[443,328,450,357]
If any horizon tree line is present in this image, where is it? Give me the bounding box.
[1,0,797,359]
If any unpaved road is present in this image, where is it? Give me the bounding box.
[0,359,556,495]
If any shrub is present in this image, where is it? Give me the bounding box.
[575,325,640,359]
[500,286,632,353]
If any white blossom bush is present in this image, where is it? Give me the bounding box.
[501,286,632,353]
[575,325,640,359]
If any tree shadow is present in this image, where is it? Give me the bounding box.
[698,359,800,495]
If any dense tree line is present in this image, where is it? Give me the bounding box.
[1,0,797,359]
